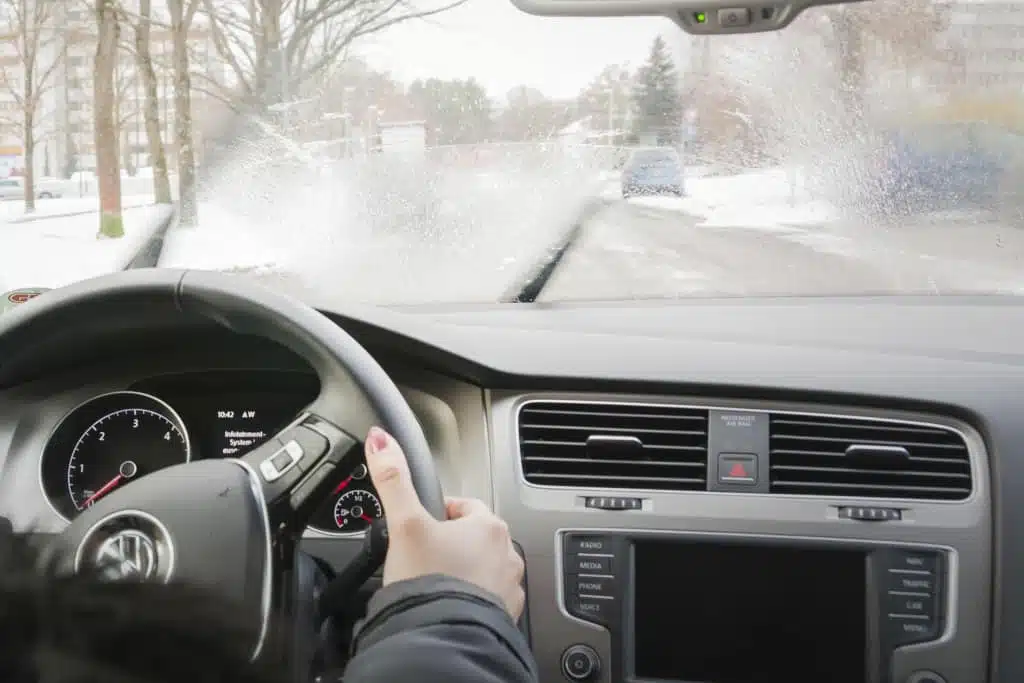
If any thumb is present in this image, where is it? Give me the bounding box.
[364,426,427,527]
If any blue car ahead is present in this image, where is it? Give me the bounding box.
[622,148,684,198]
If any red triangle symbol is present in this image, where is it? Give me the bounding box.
[728,462,748,478]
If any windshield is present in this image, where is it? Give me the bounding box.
[2,0,1023,306]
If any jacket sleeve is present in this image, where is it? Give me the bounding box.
[343,574,538,683]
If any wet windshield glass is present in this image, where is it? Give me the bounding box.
[1,0,1023,305]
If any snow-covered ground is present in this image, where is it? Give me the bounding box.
[0,204,170,293]
[0,194,153,223]
[603,166,839,229]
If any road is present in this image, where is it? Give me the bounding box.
[539,199,1024,301]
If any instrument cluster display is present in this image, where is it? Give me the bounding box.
[39,371,381,534]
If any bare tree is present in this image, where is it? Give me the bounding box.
[0,0,64,213]
[821,0,951,121]
[119,0,172,203]
[166,0,199,225]
[94,0,122,237]
[199,0,467,113]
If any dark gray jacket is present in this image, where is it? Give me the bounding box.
[345,575,537,683]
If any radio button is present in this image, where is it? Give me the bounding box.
[887,571,935,593]
[567,554,613,575]
[571,575,615,597]
[565,536,613,555]
[886,591,935,618]
[566,594,616,626]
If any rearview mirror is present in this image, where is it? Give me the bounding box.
[507,0,865,33]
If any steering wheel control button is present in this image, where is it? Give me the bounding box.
[718,453,757,485]
[906,672,946,683]
[289,462,337,512]
[561,645,600,682]
[882,550,943,646]
[259,438,310,483]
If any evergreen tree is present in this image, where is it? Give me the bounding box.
[631,36,682,145]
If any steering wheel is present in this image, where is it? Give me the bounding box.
[0,268,446,659]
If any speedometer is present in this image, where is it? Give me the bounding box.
[40,391,191,520]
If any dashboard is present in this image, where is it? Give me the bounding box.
[1,294,1022,683]
[34,371,381,535]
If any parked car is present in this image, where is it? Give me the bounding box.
[621,147,684,198]
[863,122,1024,218]
[0,176,65,200]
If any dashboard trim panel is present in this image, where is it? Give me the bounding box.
[492,390,991,683]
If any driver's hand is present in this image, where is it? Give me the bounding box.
[364,426,526,620]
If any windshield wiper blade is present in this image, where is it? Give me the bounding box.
[502,197,608,304]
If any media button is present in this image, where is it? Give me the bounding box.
[571,575,615,597]
[565,536,612,555]
[566,594,616,627]
[567,554,613,575]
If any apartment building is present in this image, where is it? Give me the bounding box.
[932,0,1024,93]
[0,0,226,178]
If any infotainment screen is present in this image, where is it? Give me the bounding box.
[632,540,867,683]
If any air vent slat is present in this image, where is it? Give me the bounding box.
[769,414,972,501]
[519,401,709,491]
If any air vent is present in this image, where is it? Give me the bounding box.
[518,401,709,491]
[769,414,972,500]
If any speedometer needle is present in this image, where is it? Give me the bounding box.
[332,475,353,495]
[81,475,122,507]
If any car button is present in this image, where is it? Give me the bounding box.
[886,591,935,618]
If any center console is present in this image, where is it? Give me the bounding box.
[559,532,950,683]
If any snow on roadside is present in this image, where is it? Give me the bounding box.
[606,166,841,230]
[0,194,153,223]
[0,204,170,292]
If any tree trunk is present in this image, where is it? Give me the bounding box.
[22,105,35,213]
[135,0,171,204]
[94,0,123,238]
[832,10,866,127]
[171,19,197,226]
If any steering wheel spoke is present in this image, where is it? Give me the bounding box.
[239,410,362,531]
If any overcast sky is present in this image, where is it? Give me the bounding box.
[359,0,687,99]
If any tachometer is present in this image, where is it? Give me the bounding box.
[68,407,188,510]
[40,391,191,520]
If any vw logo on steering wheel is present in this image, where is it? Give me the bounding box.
[94,529,158,581]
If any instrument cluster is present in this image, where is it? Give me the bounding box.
[38,371,382,536]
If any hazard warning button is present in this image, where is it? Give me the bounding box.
[718,453,758,485]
